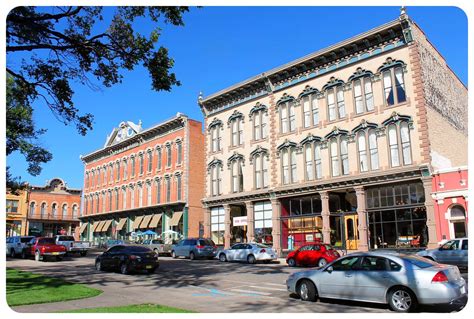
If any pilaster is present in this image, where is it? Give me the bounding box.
[245,201,255,242]
[320,191,331,244]
[355,186,369,251]
[223,204,232,249]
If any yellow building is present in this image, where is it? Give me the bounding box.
[6,189,29,236]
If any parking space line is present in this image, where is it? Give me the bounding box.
[247,285,287,291]
[230,289,272,296]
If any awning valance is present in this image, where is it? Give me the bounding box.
[168,212,183,227]
[148,214,162,228]
[116,218,127,231]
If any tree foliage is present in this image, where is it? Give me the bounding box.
[6,6,190,183]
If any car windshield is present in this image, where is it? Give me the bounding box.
[20,237,35,243]
[198,239,215,246]
[324,245,333,250]
[255,244,269,248]
[38,238,56,245]
[58,236,75,241]
[125,246,152,253]
[403,255,438,268]
[152,240,163,244]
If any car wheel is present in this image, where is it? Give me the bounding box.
[10,249,16,258]
[317,258,328,268]
[287,258,296,267]
[189,252,195,260]
[388,287,417,312]
[297,279,317,302]
[247,254,256,264]
[120,263,129,275]
[80,251,87,257]
[35,250,41,262]
[171,251,177,258]
[219,253,227,262]
[95,260,103,271]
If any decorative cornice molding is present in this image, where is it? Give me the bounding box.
[322,76,345,91]
[249,102,268,118]
[276,93,296,106]
[347,67,374,82]
[207,118,223,131]
[351,119,379,134]
[382,112,413,127]
[324,126,349,139]
[227,152,245,168]
[227,110,244,126]
[300,133,323,145]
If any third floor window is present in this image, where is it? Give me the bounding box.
[327,86,345,121]
[353,77,374,114]
[383,66,406,106]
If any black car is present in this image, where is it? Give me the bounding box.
[95,245,159,275]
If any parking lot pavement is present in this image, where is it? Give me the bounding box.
[6,253,467,313]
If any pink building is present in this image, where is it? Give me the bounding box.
[432,167,468,242]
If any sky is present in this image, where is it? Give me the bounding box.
[6,6,468,189]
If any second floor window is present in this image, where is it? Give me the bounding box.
[176,175,182,201]
[155,180,161,204]
[130,187,135,209]
[231,118,243,147]
[388,122,412,167]
[138,185,143,207]
[353,77,374,114]
[147,150,153,172]
[108,191,112,211]
[131,157,136,176]
[304,142,322,181]
[327,86,345,121]
[166,144,172,167]
[29,202,36,216]
[330,135,349,177]
[139,153,144,175]
[72,205,78,218]
[165,178,171,202]
[253,154,268,189]
[122,188,127,209]
[302,94,319,128]
[279,101,296,134]
[357,129,379,172]
[51,203,58,217]
[211,126,221,152]
[147,183,152,205]
[281,147,297,184]
[123,159,128,179]
[210,164,222,196]
[383,66,406,106]
[231,160,244,193]
[62,204,67,218]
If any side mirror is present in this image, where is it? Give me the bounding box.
[325,266,333,273]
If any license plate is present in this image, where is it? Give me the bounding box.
[460,286,466,294]
[52,252,59,255]
[146,265,152,269]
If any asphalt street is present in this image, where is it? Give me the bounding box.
[6,251,468,313]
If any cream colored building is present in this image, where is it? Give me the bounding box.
[199,10,467,255]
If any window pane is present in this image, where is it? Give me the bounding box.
[336,87,345,118]
[383,71,394,105]
[311,95,319,125]
[328,91,336,121]
[395,67,406,103]
[400,122,412,165]
[369,130,379,170]
[388,125,400,167]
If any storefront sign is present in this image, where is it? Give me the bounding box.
[233,216,247,226]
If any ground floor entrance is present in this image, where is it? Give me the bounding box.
[27,220,79,238]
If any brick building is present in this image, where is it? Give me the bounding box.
[79,113,205,245]
[27,178,82,238]
[432,167,468,242]
[6,189,29,237]
[198,9,467,255]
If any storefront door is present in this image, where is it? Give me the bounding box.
[344,214,359,250]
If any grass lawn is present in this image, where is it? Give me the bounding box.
[6,268,102,306]
[63,304,194,313]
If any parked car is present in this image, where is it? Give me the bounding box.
[55,235,91,256]
[22,237,67,261]
[286,243,340,268]
[142,239,172,255]
[286,252,467,312]
[417,238,468,269]
[171,238,217,260]
[6,236,36,258]
[95,245,159,275]
[103,239,130,250]
[218,243,277,264]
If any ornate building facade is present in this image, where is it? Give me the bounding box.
[27,178,82,238]
[79,114,205,244]
[199,11,467,255]
[6,189,29,237]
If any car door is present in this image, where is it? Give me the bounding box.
[317,256,362,299]
[228,244,241,261]
[174,240,185,256]
[354,256,391,302]
[102,246,120,268]
[459,239,468,267]
[109,245,126,269]
[309,245,322,266]
[297,245,312,266]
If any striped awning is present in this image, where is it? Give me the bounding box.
[139,215,153,229]
[116,218,127,231]
[148,214,162,228]
[95,220,106,232]
[132,216,144,229]
[79,223,88,234]
[168,212,183,226]
[101,220,113,232]
[91,221,100,232]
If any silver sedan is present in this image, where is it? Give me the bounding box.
[286,252,467,312]
[218,243,277,264]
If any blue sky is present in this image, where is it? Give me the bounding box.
[7,6,468,189]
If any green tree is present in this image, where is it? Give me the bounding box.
[6,6,190,185]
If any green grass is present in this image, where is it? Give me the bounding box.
[6,268,102,306]
[63,304,195,313]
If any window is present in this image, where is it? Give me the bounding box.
[177,142,182,164]
[357,129,379,172]
[360,257,388,271]
[131,156,136,176]
[176,175,182,201]
[147,183,152,206]
[230,117,244,146]
[103,167,107,184]
[253,154,269,189]
[41,202,46,217]
[329,135,349,177]
[108,191,112,211]
[139,153,144,175]
[331,256,361,271]
[353,77,374,114]
[157,148,162,170]
[303,141,323,181]
[210,163,222,196]
[165,177,171,202]
[109,164,114,182]
[166,144,172,167]
[115,189,119,210]
[130,186,135,208]
[62,204,67,218]
[211,207,225,245]
[138,184,143,207]
[51,203,58,217]
[301,94,319,128]
[85,172,89,188]
[147,150,153,172]
[387,122,412,167]
[6,200,19,213]
[230,159,244,193]
[383,66,406,106]
[210,126,221,152]
[123,159,128,179]
[97,168,101,185]
[29,202,36,216]
[72,205,78,218]
[102,192,106,212]
[155,179,161,204]
[91,171,95,188]
[279,100,296,133]
[116,162,120,180]
[122,188,127,209]
[252,109,268,141]
[254,201,273,245]
[281,146,297,184]
[327,86,345,121]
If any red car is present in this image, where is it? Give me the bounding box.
[23,237,67,262]
[286,243,340,267]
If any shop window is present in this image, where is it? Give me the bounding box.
[6,200,19,213]
[211,207,225,245]
[254,201,273,245]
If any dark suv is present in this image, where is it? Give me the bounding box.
[171,238,217,260]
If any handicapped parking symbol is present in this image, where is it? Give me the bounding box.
[192,288,229,297]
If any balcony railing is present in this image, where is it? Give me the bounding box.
[28,213,80,221]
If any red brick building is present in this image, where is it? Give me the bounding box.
[27,178,82,239]
[432,167,468,242]
[79,114,205,245]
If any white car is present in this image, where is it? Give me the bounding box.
[218,243,277,264]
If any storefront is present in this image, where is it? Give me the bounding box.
[366,181,427,249]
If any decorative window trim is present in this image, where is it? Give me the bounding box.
[227,110,244,126]
[249,102,268,119]
[207,118,224,131]
[249,146,269,164]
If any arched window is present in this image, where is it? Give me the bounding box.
[252,151,269,190]
[379,59,407,106]
[85,172,90,189]
[108,190,112,211]
[147,150,153,172]
[115,189,119,210]
[176,141,183,164]
[384,115,413,168]
[229,157,244,193]
[41,202,46,218]
[103,165,107,183]
[324,79,345,121]
[72,204,78,218]
[250,104,268,141]
[123,159,128,179]
[326,130,349,177]
[166,144,172,167]
[122,187,127,209]
[51,203,58,217]
[131,156,136,177]
[355,127,379,172]
[302,137,323,181]
[176,174,182,201]
[208,160,223,196]
[97,167,101,185]
[278,98,296,134]
[138,184,143,207]
[300,87,320,128]
[147,182,152,205]
[139,153,144,175]
[62,204,67,219]
[116,161,120,180]
[155,179,161,204]
[29,202,36,217]
[130,186,135,209]
[156,147,162,170]
[165,177,171,202]
[90,170,95,188]
[278,142,297,185]
[84,197,88,215]
[228,112,244,147]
